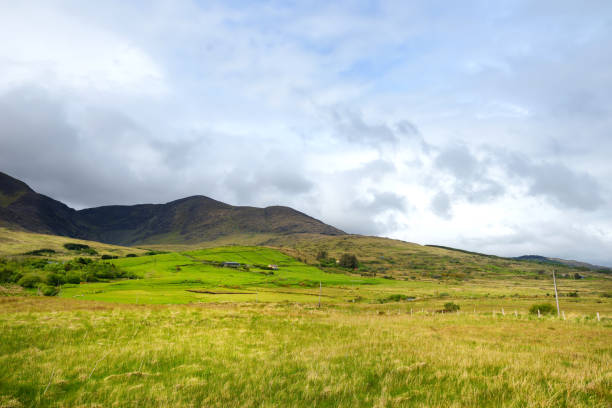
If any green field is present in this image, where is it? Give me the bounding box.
[1,233,611,407]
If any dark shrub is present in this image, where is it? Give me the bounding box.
[30,260,48,269]
[24,248,56,256]
[529,303,556,315]
[76,257,93,265]
[316,250,328,260]
[443,302,460,312]
[378,294,414,303]
[17,274,42,288]
[339,254,359,269]
[64,243,90,251]
[101,254,118,260]
[126,254,138,258]
[0,267,16,282]
[567,291,579,297]
[145,250,167,256]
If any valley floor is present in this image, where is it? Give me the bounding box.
[0,297,610,408]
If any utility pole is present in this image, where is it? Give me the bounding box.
[553,269,560,317]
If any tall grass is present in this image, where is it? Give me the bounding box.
[0,297,610,407]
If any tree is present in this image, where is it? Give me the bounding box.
[443,302,460,312]
[339,254,359,269]
[316,250,328,261]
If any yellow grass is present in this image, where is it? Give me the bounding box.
[0,227,147,259]
[0,297,610,407]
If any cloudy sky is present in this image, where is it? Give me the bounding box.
[1,1,611,265]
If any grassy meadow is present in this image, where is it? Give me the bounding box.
[0,230,611,406]
[0,297,610,407]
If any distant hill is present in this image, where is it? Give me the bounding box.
[0,171,345,246]
[424,245,611,272]
[513,255,611,272]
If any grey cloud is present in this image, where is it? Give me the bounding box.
[430,191,451,219]
[0,86,210,208]
[346,159,396,181]
[433,144,505,206]
[435,145,479,180]
[503,153,606,211]
[331,108,397,146]
[395,120,420,137]
[224,167,313,205]
[352,191,406,214]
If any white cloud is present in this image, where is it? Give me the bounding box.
[0,3,165,95]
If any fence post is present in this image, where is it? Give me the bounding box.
[538,309,541,318]
[514,310,518,317]
[562,311,566,320]
[502,307,505,316]
[597,312,600,322]
[553,270,560,317]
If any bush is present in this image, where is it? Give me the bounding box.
[339,254,359,269]
[319,258,337,267]
[45,273,65,286]
[17,274,42,288]
[316,250,328,261]
[24,248,56,256]
[101,254,118,260]
[0,267,16,283]
[443,302,460,312]
[145,251,167,256]
[378,294,414,303]
[529,303,556,315]
[126,254,138,258]
[63,243,90,251]
[65,272,82,284]
[39,284,59,296]
[63,243,97,255]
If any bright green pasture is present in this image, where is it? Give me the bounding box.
[60,247,388,304]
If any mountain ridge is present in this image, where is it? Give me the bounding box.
[0,171,345,245]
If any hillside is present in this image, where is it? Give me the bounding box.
[0,227,147,259]
[0,171,344,245]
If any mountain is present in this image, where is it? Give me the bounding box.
[0,172,83,236]
[0,171,345,245]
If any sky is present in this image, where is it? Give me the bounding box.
[0,1,611,265]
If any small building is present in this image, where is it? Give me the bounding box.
[223,262,241,268]
[268,264,278,270]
